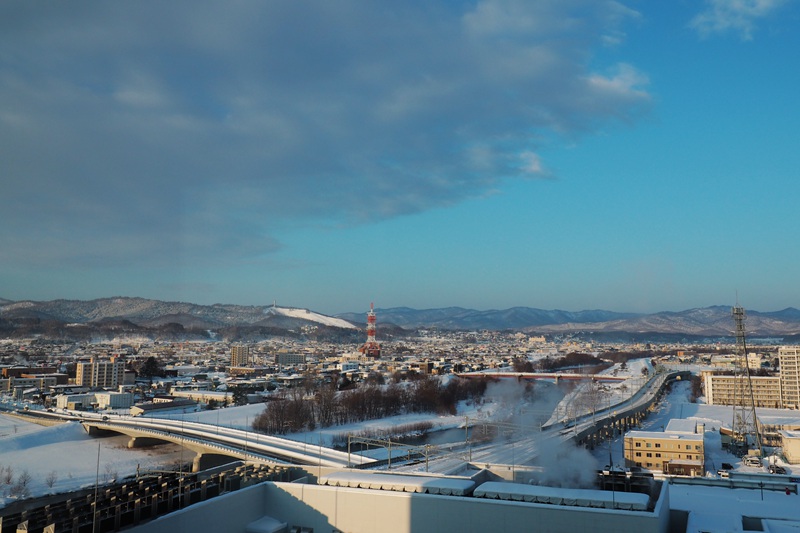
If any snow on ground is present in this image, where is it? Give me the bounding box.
[169,382,516,449]
[547,358,653,425]
[0,414,185,508]
[6,365,800,530]
[592,378,798,474]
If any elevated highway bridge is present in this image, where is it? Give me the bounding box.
[14,409,374,472]
[79,416,375,471]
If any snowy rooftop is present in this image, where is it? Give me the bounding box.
[625,430,703,441]
[473,481,652,511]
[665,419,702,434]
[319,471,475,496]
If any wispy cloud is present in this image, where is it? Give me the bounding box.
[690,0,789,40]
[0,0,648,267]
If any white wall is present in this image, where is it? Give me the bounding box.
[130,480,669,533]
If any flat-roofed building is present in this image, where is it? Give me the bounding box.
[780,346,800,410]
[781,430,800,464]
[56,393,95,410]
[702,371,783,409]
[231,345,251,367]
[94,391,134,409]
[275,352,306,366]
[75,357,125,389]
[0,375,61,392]
[624,428,704,476]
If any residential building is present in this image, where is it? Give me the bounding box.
[275,352,306,366]
[624,424,705,476]
[231,345,251,367]
[702,371,783,409]
[780,346,800,410]
[701,347,800,410]
[75,357,125,389]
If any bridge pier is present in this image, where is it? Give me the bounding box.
[127,436,167,448]
[192,453,239,472]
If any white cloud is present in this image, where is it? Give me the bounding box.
[0,0,649,267]
[519,151,545,175]
[690,0,789,40]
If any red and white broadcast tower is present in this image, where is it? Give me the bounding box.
[359,302,381,358]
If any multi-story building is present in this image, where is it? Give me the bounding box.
[702,347,800,410]
[75,357,125,389]
[231,345,251,367]
[624,423,705,476]
[780,346,800,410]
[275,352,306,366]
[702,371,783,409]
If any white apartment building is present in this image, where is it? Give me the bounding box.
[780,346,800,410]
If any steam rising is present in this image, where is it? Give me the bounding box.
[479,379,601,489]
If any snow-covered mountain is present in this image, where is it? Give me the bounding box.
[337,305,800,336]
[2,297,800,337]
[0,297,357,330]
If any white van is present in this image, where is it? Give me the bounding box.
[743,456,762,468]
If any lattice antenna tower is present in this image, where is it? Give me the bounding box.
[731,305,763,456]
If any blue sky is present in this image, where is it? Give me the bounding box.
[1,0,798,315]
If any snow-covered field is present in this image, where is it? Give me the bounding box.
[0,415,184,508]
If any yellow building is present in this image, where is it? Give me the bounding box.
[75,357,125,389]
[231,345,251,367]
[624,428,704,476]
[781,430,800,464]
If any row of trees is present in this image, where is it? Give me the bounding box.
[1,464,33,499]
[252,376,489,435]
[512,352,606,372]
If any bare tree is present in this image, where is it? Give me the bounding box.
[2,465,14,485]
[11,470,32,498]
[46,470,58,488]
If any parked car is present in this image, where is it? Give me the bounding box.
[744,456,762,468]
[769,464,787,475]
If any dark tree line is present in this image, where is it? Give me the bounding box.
[252,377,489,435]
[538,352,605,371]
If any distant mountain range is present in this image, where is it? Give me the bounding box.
[338,305,800,337]
[2,297,800,341]
[0,297,362,343]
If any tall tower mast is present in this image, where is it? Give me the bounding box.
[731,305,763,456]
[359,302,381,358]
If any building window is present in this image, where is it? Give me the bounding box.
[646,443,652,448]
[635,452,641,457]
[655,443,661,448]
[655,453,661,458]
[635,442,641,447]
[646,452,652,458]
